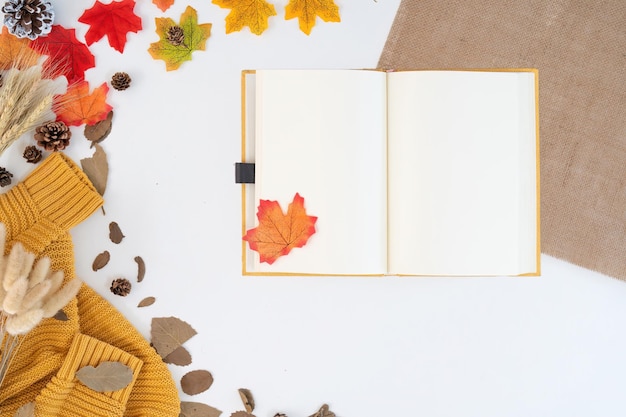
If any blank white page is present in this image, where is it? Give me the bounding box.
[387,71,537,275]
[254,70,388,274]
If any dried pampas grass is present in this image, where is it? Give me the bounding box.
[0,47,68,155]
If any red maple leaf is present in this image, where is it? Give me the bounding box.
[243,193,317,264]
[54,81,113,126]
[31,25,95,83]
[78,0,142,53]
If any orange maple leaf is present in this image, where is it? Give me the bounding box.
[54,81,113,126]
[0,26,41,70]
[153,0,175,12]
[285,0,341,35]
[243,193,317,264]
[212,0,277,35]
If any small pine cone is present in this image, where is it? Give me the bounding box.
[110,278,132,296]
[2,0,54,40]
[111,72,131,91]
[0,167,12,187]
[166,25,185,46]
[34,120,71,151]
[23,145,42,163]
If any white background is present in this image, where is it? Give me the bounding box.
[2,1,626,416]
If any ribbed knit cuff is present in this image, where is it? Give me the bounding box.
[23,152,103,231]
[36,333,143,417]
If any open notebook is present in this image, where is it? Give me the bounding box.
[240,69,540,276]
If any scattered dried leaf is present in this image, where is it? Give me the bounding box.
[212,0,277,35]
[180,401,222,417]
[151,316,197,359]
[85,110,113,147]
[148,6,212,71]
[135,256,145,282]
[80,144,109,196]
[53,309,69,321]
[92,250,110,271]
[308,404,335,417]
[285,0,341,35]
[13,401,35,417]
[163,345,192,366]
[230,412,255,417]
[138,296,156,308]
[109,221,125,244]
[75,361,133,392]
[181,370,213,395]
[243,193,317,264]
[238,388,255,413]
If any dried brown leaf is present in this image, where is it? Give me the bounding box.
[308,404,335,417]
[230,412,255,417]
[238,388,254,413]
[180,401,222,417]
[151,316,197,359]
[135,255,145,282]
[53,309,69,321]
[80,143,108,196]
[163,345,192,366]
[92,250,110,271]
[181,370,213,395]
[13,402,35,417]
[109,221,125,244]
[85,110,113,147]
[75,361,133,392]
[138,296,156,308]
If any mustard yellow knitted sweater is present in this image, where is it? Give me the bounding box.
[0,153,180,416]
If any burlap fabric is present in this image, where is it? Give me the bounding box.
[378,0,626,280]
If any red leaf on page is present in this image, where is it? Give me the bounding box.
[31,25,95,83]
[243,193,317,264]
[54,81,113,126]
[78,0,142,53]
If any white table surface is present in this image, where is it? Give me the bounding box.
[3,2,626,416]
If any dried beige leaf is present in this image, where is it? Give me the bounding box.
[163,345,192,366]
[134,256,145,282]
[53,309,69,321]
[75,361,133,392]
[92,250,110,271]
[180,401,222,417]
[13,402,35,417]
[109,222,124,244]
[230,412,255,417]
[238,388,255,413]
[151,316,197,358]
[137,296,156,308]
[181,370,213,395]
[308,404,335,417]
[85,110,113,147]
[80,143,108,196]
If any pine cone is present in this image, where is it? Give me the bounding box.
[34,120,71,151]
[167,25,185,46]
[2,0,54,40]
[0,167,12,187]
[110,278,132,296]
[111,72,131,91]
[23,145,42,163]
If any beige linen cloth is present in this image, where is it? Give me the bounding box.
[378,0,626,280]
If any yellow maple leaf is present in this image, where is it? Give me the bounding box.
[0,27,41,70]
[212,0,277,35]
[285,0,341,35]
